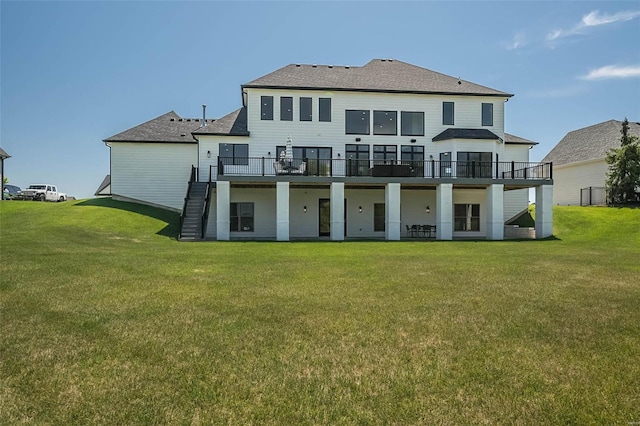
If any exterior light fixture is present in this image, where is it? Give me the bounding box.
[355,137,361,142]
[337,153,341,158]
[207,150,211,158]
[268,152,271,157]
[359,206,362,213]
[410,139,417,143]
[303,205,307,213]
[426,205,431,214]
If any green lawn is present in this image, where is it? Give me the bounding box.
[1,199,639,425]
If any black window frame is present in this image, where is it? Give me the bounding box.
[300,97,312,121]
[373,145,397,164]
[345,110,370,135]
[482,103,493,126]
[374,203,385,232]
[319,98,331,122]
[261,96,273,121]
[219,143,249,165]
[454,204,480,232]
[401,111,425,136]
[373,110,398,135]
[443,102,454,126]
[345,144,370,177]
[230,202,254,232]
[280,96,293,121]
[401,145,424,177]
[456,151,493,177]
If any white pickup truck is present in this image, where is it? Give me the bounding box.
[21,184,67,202]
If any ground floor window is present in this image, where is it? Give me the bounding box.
[231,202,254,232]
[454,204,480,231]
[374,203,385,232]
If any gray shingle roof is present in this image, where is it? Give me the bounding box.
[505,133,537,145]
[0,147,10,159]
[193,107,249,136]
[243,59,513,97]
[542,119,640,166]
[103,111,209,143]
[433,128,502,142]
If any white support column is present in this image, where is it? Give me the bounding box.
[486,184,504,240]
[436,183,453,240]
[385,183,401,241]
[216,181,230,241]
[276,182,290,241]
[330,182,345,241]
[535,185,553,239]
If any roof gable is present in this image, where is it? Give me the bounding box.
[193,107,249,136]
[243,59,512,97]
[0,147,10,159]
[104,111,210,143]
[542,119,640,166]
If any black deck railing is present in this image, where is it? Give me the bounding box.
[214,157,553,181]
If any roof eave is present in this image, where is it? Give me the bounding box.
[241,84,513,98]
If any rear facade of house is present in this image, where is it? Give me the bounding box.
[104,59,554,241]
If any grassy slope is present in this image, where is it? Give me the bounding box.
[1,200,639,424]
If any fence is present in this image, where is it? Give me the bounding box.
[580,186,607,206]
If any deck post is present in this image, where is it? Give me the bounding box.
[535,185,553,239]
[276,182,290,241]
[385,183,401,241]
[330,182,344,241]
[436,184,453,240]
[486,184,504,240]
[216,181,230,241]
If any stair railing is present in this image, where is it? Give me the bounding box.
[201,182,211,239]
[179,165,198,239]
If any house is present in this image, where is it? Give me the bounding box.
[542,119,640,206]
[104,59,553,241]
[0,147,10,199]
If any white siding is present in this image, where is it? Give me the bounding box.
[110,142,197,210]
[552,159,608,206]
[242,88,506,161]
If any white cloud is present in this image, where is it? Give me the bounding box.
[547,9,640,41]
[580,65,640,80]
[506,33,526,51]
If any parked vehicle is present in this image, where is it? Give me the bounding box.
[21,184,67,202]
[2,184,21,200]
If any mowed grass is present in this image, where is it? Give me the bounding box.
[1,199,639,425]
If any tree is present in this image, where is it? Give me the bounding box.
[2,176,7,184]
[606,118,640,205]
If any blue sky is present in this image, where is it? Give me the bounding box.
[1,1,639,199]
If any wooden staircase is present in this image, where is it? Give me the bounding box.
[179,167,211,241]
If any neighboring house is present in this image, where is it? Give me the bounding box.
[104,59,553,241]
[94,175,111,197]
[0,147,10,199]
[542,119,640,206]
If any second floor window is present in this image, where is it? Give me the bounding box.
[346,110,370,134]
[280,97,293,121]
[482,103,493,126]
[261,96,273,120]
[401,111,424,136]
[300,97,312,121]
[220,143,249,165]
[443,102,454,126]
[373,110,397,135]
[319,98,331,122]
